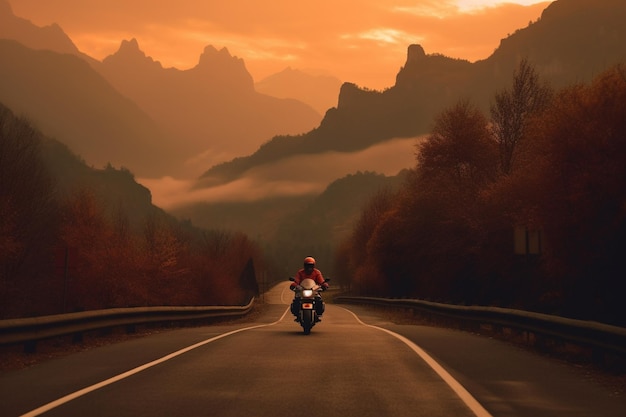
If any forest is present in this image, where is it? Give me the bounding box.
[335,61,626,326]
[0,108,262,318]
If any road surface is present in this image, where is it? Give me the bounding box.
[1,282,624,416]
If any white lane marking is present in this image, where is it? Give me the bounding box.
[280,281,293,305]
[20,311,290,417]
[341,307,493,417]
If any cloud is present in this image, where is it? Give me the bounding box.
[343,28,423,47]
[138,137,422,210]
[392,1,459,19]
[456,0,546,13]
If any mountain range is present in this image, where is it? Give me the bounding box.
[198,0,626,187]
[0,0,325,177]
[98,40,322,171]
[5,0,623,184]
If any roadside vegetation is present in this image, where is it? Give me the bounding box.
[336,61,626,326]
[0,105,263,318]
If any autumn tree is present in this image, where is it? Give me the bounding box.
[517,64,626,323]
[339,187,397,294]
[59,188,120,310]
[339,62,625,324]
[140,211,192,304]
[195,229,262,305]
[419,99,499,196]
[490,58,552,175]
[361,100,499,298]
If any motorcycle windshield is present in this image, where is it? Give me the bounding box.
[300,278,316,289]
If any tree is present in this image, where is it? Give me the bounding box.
[490,58,552,175]
[363,100,499,299]
[419,99,499,196]
[59,188,118,310]
[520,65,626,323]
[185,228,263,305]
[342,187,397,294]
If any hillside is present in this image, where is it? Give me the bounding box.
[0,102,262,317]
[172,171,407,275]
[41,138,159,229]
[0,39,185,177]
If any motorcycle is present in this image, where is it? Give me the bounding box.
[289,277,330,334]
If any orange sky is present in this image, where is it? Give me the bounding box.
[9,0,550,90]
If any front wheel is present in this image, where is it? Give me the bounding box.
[301,309,314,335]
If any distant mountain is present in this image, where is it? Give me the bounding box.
[255,67,342,115]
[0,0,77,55]
[0,0,97,65]
[198,0,626,186]
[42,134,160,229]
[272,170,407,274]
[173,170,406,269]
[0,39,185,177]
[97,40,322,169]
[0,2,322,174]
[0,99,167,232]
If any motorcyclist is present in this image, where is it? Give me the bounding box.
[290,256,329,321]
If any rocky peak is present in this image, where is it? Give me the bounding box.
[406,44,427,65]
[198,45,238,66]
[102,38,162,70]
[336,82,382,110]
[194,45,254,92]
[394,44,472,89]
[119,38,142,55]
[394,44,429,88]
[398,44,429,74]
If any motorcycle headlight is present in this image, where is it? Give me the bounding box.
[302,289,313,297]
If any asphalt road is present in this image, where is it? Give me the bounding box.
[1,283,624,417]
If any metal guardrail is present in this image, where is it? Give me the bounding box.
[0,298,255,349]
[335,296,626,359]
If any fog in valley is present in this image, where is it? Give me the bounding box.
[141,137,420,209]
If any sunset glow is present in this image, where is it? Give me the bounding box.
[8,0,550,89]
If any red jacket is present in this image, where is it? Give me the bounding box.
[291,268,328,289]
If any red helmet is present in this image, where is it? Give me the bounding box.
[303,256,316,267]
